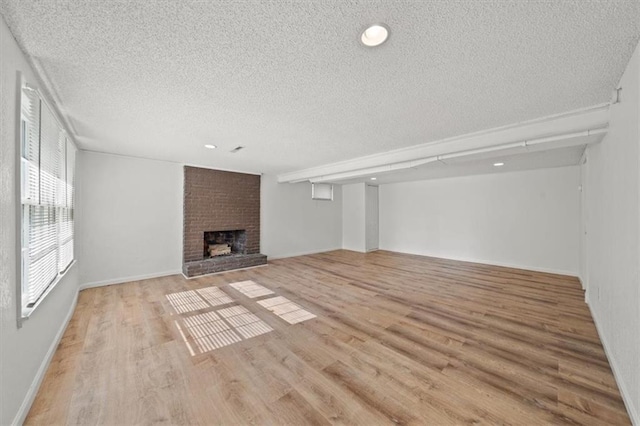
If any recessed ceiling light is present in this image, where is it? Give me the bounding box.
[370,177,377,180]
[204,144,217,149]
[493,162,505,167]
[361,24,389,47]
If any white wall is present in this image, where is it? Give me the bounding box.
[78,161,345,283]
[365,184,379,251]
[583,41,639,424]
[379,166,581,275]
[342,183,366,252]
[77,151,182,286]
[0,16,82,425]
[579,159,588,288]
[261,176,342,258]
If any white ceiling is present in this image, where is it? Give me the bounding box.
[2,1,639,176]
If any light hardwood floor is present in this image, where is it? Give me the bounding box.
[26,250,630,425]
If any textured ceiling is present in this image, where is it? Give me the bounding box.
[1,1,639,174]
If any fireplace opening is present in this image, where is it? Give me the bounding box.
[204,230,247,258]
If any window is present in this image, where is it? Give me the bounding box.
[20,85,76,317]
[311,183,333,201]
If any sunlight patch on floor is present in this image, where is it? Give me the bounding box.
[257,296,316,324]
[166,290,210,314]
[196,286,234,307]
[229,280,275,298]
[182,311,243,352]
[168,282,312,355]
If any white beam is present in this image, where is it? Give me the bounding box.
[278,103,609,183]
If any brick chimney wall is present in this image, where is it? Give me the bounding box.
[183,166,261,263]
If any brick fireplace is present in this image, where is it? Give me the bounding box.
[183,166,267,277]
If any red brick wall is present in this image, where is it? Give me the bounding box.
[183,166,261,262]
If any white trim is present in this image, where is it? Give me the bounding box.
[278,103,610,183]
[12,290,78,426]
[22,261,77,319]
[181,263,268,280]
[588,301,639,425]
[308,129,605,184]
[578,276,589,302]
[79,270,181,291]
[375,248,578,277]
[266,247,343,260]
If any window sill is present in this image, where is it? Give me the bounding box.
[21,259,77,321]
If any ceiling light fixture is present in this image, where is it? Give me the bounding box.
[360,24,389,47]
[370,177,377,180]
[204,144,217,149]
[493,162,505,167]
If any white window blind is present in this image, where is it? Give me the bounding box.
[20,86,76,314]
[20,88,40,204]
[39,105,61,206]
[25,206,58,305]
[59,140,75,271]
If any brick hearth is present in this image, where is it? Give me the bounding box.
[183,253,267,277]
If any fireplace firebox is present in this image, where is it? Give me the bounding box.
[204,230,247,258]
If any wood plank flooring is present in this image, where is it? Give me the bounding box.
[26,250,631,425]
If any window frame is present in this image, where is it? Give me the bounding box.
[18,79,77,322]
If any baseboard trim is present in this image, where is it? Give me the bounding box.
[379,248,578,277]
[588,301,639,425]
[578,276,588,302]
[79,270,182,291]
[266,247,343,260]
[578,275,584,289]
[12,291,78,426]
